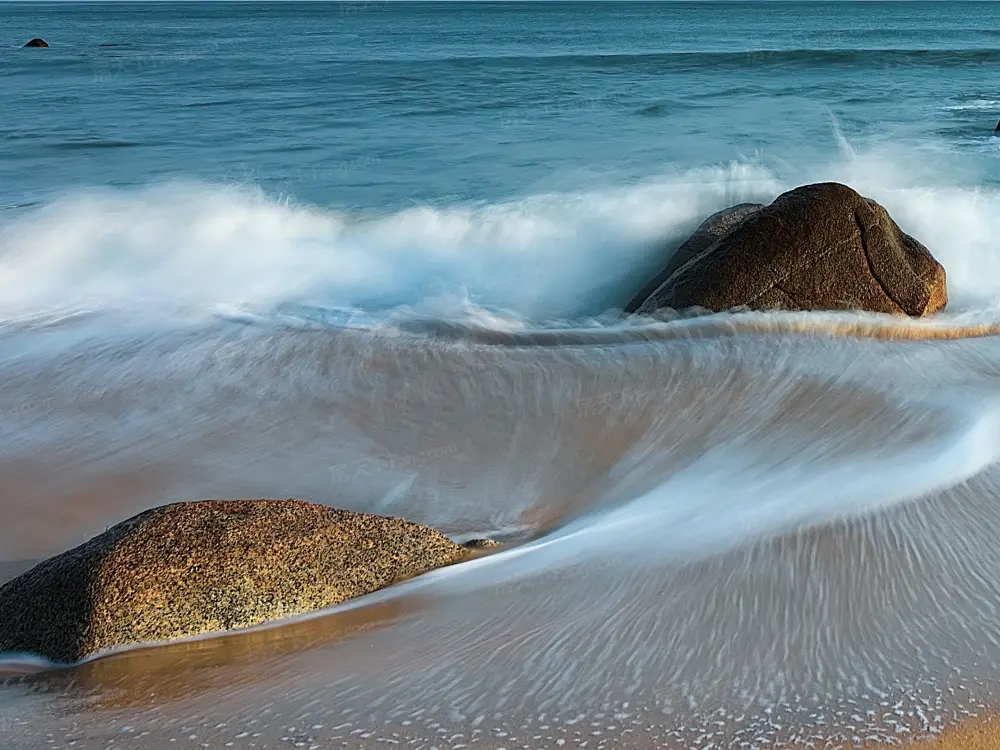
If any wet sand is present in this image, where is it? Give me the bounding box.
[5,324,1000,748]
[8,475,1000,749]
[853,714,1000,750]
[913,717,1000,750]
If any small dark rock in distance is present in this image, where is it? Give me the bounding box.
[23,38,49,48]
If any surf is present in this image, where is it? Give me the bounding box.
[1,149,1000,328]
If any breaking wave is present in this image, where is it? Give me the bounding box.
[2,150,1000,329]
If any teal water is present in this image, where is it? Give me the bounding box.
[3,1,1000,212]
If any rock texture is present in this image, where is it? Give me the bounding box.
[632,182,947,317]
[461,537,502,549]
[23,38,49,48]
[0,499,477,663]
[625,203,764,313]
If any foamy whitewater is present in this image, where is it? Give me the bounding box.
[5,1,1000,748]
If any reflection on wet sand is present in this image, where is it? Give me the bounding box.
[8,596,419,713]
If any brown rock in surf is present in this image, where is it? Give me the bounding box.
[23,38,49,48]
[0,499,477,663]
[625,202,764,313]
[631,182,947,317]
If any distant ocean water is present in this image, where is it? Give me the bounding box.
[3,1,1000,319]
[3,0,1000,212]
[7,4,1000,750]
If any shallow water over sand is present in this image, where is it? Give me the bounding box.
[7,0,1000,745]
[4,314,1000,748]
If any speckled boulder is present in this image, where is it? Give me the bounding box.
[0,499,478,663]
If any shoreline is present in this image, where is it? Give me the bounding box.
[898,715,1000,750]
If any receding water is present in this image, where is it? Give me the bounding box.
[4,2,1000,748]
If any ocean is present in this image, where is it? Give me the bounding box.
[4,2,1000,749]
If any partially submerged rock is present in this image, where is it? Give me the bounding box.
[0,499,478,663]
[631,182,947,317]
[23,38,49,48]
[625,203,764,313]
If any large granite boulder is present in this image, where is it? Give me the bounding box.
[0,499,481,663]
[630,183,947,317]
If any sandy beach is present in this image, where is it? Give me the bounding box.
[907,719,1000,750]
[6,2,1000,741]
[5,370,1000,750]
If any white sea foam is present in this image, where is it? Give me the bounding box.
[942,99,1000,111]
[401,389,1000,598]
[0,152,999,324]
